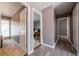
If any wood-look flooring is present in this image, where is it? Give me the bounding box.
[29,39,77,56]
[1,39,77,56]
[0,39,25,56]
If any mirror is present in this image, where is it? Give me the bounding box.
[33,10,41,49]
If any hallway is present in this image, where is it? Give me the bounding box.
[29,46,75,56]
[56,39,77,55]
[0,2,79,56]
[30,39,77,56]
[0,39,25,56]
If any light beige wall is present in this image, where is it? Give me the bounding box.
[78,3,79,53]
[20,8,27,53]
[42,5,55,46]
[11,6,25,44]
[72,3,78,52]
[0,8,1,35]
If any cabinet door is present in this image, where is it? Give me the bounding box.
[20,8,27,53]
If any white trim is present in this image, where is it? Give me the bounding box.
[20,2,32,54]
[59,35,67,37]
[52,39,58,48]
[77,4,78,52]
[40,12,43,45]
[32,8,43,50]
[41,41,57,48]
[67,17,70,38]
[41,40,57,49]
[58,17,67,21]
[32,8,34,52]
[27,50,34,55]
[42,43,54,48]
[58,17,70,41]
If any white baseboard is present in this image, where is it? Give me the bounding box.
[53,40,58,48]
[78,53,79,56]
[28,43,56,55]
[27,50,34,55]
[41,43,54,48]
[52,43,56,48]
[41,40,58,49]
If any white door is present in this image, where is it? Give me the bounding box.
[20,8,27,53]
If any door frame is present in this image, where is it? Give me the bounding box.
[32,8,43,50]
[58,17,70,41]
[20,2,31,54]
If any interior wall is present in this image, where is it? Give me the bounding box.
[72,3,78,52]
[20,8,27,53]
[0,9,1,35]
[11,6,25,44]
[78,3,79,54]
[42,5,55,46]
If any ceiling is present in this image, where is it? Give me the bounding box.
[32,2,74,15]
[0,2,23,17]
[31,2,62,9]
[55,2,74,15]
[0,2,75,19]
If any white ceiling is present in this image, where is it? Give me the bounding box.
[0,2,74,19]
[31,2,62,9]
[0,2,23,17]
[55,2,74,15]
[32,2,74,15]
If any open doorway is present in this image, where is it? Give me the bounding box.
[0,2,27,56]
[33,8,42,49]
[58,17,70,42]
